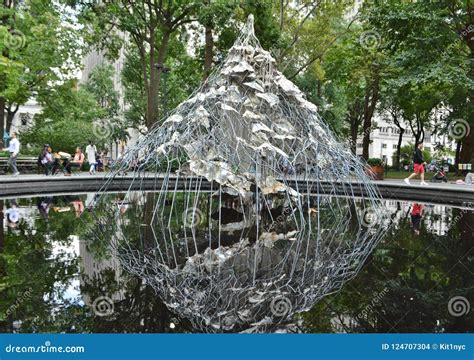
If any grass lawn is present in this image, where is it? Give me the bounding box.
[384,169,464,181]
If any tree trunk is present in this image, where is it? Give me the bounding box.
[0,97,4,145]
[409,115,424,146]
[392,112,404,169]
[5,105,18,135]
[146,31,170,129]
[0,200,4,252]
[350,120,358,155]
[455,140,462,166]
[203,24,213,80]
[361,123,371,160]
[459,25,474,164]
[396,128,404,169]
[361,68,380,160]
[146,30,158,130]
[459,126,474,164]
[348,101,362,155]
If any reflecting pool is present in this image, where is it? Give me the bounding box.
[0,193,472,333]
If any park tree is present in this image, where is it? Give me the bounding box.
[75,0,201,129]
[364,0,474,165]
[121,33,202,132]
[378,92,405,169]
[323,27,386,158]
[85,63,129,153]
[0,0,82,137]
[117,0,282,130]
[21,80,100,153]
[22,63,126,153]
[195,0,236,80]
[264,0,353,136]
[274,0,353,80]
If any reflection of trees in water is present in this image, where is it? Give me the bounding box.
[81,192,193,333]
[79,267,193,333]
[303,206,474,333]
[0,197,82,332]
[0,196,471,333]
[89,190,388,332]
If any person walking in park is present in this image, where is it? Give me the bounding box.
[64,147,84,176]
[3,131,20,176]
[404,142,428,185]
[86,140,97,175]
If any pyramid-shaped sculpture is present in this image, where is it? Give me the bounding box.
[93,15,389,332]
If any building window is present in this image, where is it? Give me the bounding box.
[382,143,387,149]
[393,144,398,149]
[357,143,363,148]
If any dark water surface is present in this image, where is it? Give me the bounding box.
[0,193,472,333]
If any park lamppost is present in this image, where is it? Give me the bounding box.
[154,63,171,119]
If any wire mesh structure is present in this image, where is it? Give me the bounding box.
[93,15,390,332]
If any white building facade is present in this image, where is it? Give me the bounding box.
[355,114,456,166]
[4,98,42,137]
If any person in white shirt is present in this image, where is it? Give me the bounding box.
[3,131,20,176]
[6,199,20,228]
[85,140,97,174]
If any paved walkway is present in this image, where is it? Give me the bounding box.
[0,173,473,206]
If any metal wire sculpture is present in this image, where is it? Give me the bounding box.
[93,15,389,333]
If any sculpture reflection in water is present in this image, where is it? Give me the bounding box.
[92,15,390,332]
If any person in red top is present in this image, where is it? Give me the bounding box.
[404,142,428,186]
[64,147,85,176]
[410,203,424,235]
